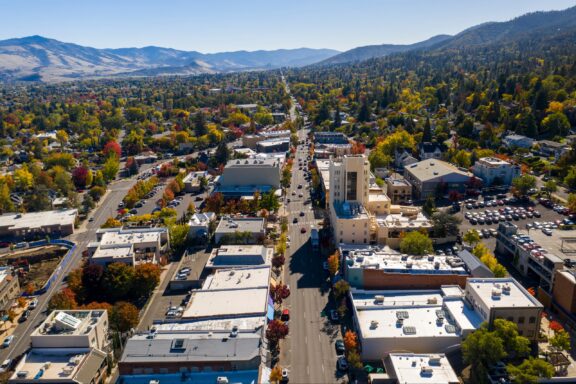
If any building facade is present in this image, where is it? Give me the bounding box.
[472,157,521,187]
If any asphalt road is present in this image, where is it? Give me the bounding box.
[279,129,345,384]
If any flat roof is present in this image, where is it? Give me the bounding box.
[215,217,265,234]
[11,348,105,381]
[203,266,270,290]
[182,171,208,183]
[225,158,281,168]
[466,278,543,309]
[334,201,370,219]
[154,316,266,332]
[376,212,432,229]
[32,310,106,337]
[183,288,268,319]
[405,159,472,182]
[0,267,10,285]
[386,177,412,187]
[92,245,133,260]
[0,209,77,231]
[526,229,576,263]
[477,157,512,166]
[99,229,164,246]
[188,212,216,226]
[388,354,459,384]
[122,332,261,364]
[351,289,483,340]
[343,246,468,275]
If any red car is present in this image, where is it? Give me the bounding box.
[300,227,307,233]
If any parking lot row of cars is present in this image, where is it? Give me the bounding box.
[465,206,542,225]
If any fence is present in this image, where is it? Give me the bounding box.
[21,239,77,296]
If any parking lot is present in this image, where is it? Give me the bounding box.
[458,196,572,250]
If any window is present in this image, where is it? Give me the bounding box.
[507,317,514,322]
[529,316,536,324]
[518,316,525,324]
[346,171,358,200]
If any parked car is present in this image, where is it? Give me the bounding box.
[0,359,12,373]
[2,335,14,348]
[28,298,38,309]
[337,357,349,371]
[335,340,346,355]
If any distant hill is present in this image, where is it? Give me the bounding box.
[321,35,451,65]
[319,5,576,65]
[0,36,339,82]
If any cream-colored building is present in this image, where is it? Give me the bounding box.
[329,155,430,247]
[11,310,110,384]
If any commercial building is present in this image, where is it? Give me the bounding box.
[256,137,290,153]
[314,131,349,145]
[394,150,419,170]
[182,171,209,193]
[314,144,352,159]
[385,177,413,204]
[215,158,282,197]
[495,222,564,293]
[535,140,571,160]
[464,278,543,340]
[404,159,477,200]
[242,130,291,149]
[214,217,266,245]
[0,267,20,313]
[316,160,331,208]
[119,317,264,380]
[181,266,271,320]
[206,245,272,269]
[472,157,521,187]
[383,353,459,384]
[350,277,542,360]
[329,155,431,247]
[10,310,110,384]
[0,209,78,238]
[340,245,469,290]
[350,286,483,360]
[88,227,170,267]
[187,212,216,239]
[502,134,534,149]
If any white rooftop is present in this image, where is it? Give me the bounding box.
[0,209,77,231]
[11,349,90,381]
[343,246,467,275]
[477,157,512,166]
[99,230,163,246]
[465,278,543,309]
[388,353,459,384]
[182,267,270,320]
[376,212,432,229]
[351,289,483,340]
[188,212,216,226]
[154,316,266,333]
[215,217,265,234]
[32,310,107,337]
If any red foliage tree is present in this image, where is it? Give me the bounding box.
[550,320,564,333]
[103,140,121,158]
[351,141,366,155]
[266,319,289,343]
[271,255,285,268]
[270,284,291,305]
[72,166,89,189]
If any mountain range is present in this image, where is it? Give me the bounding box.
[0,36,339,82]
[321,5,576,65]
[1,5,575,82]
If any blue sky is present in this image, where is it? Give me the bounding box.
[1,0,575,52]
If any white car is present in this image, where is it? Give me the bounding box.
[2,335,14,348]
[0,359,11,373]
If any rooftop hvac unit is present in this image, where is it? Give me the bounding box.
[149,381,160,384]
[502,284,511,293]
[427,256,434,262]
[16,371,29,378]
[217,377,229,384]
[374,295,384,304]
[434,261,440,270]
[405,262,413,269]
[429,356,442,366]
[370,320,379,329]
[44,362,51,369]
[492,288,502,298]
[421,366,433,375]
[427,297,438,304]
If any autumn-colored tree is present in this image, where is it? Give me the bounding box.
[111,301,139,332]
[272,254,285,269]
[327,252,340,276]
[270,283,291,305]
[333,279,350,299]
[48,288,78,311]
[266,319,289,344]
[132,263,161,299]
[549,320,564,333]
[17,297,27,308]
[72,166,90,189]
[101,217,122,228]
[269,366,283,384]
[67,268,84,298]
[163,188,175,203]
[79,301,113,312]
[347,349,363,369]
[344,330,358,351]
[25,282,36,295]
[103,140,122,158]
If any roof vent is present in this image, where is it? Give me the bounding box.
[370,320,379,329]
